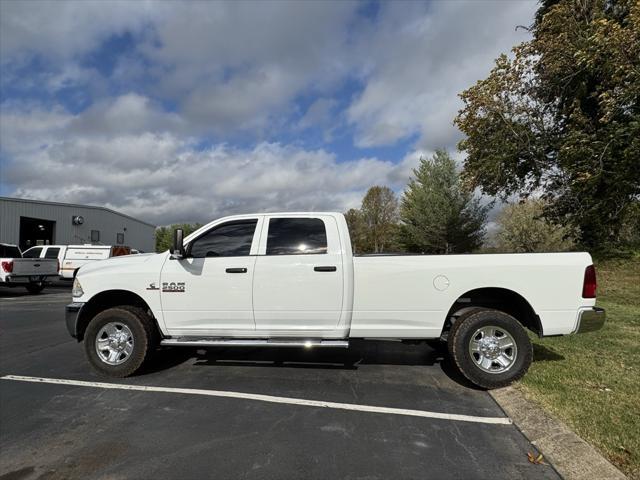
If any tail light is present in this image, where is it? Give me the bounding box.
[582,265,597,298]
[1,260,13,273]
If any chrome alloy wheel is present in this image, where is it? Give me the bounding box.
[468,326,518,374]
[95,322,134,365]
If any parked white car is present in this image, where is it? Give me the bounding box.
[66,212,605,388]
[0,243,59,293]
[23,244,131,279]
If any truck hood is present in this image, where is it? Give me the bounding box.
[78,252,158,276]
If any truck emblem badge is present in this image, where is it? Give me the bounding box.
[162,282,185,293]
[146,282,159,290]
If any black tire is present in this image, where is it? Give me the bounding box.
[446,307,486,358]
[25,282,45,294]
[84,306,157,377]
[448,309,532,389]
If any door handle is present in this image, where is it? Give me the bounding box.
[314,266,337,272]
[225,267,247,273]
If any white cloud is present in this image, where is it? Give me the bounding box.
[1,1,360,136]
[296,98,338,131]
[68,93,185,136]
[295,98,341,142]
[0,0,160,62]
[2,103,420,225]
[180,66,297,134]
[1,1,538,225]
[1,1,537,143]
[0,102,75,155]
[347,1,537,150]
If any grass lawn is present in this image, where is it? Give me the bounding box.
[519,256,640,479]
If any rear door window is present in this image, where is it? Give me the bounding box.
[266,218,327,255]
[0,245,22,257]
[45,248,60,259]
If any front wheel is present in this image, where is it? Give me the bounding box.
[84,306,157,377]
[449,309,532,389]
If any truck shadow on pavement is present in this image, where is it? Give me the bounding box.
[142,339,482,390]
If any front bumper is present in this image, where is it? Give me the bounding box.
[65,302,84,338]
[575,307,606,334]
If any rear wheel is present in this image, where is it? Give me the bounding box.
[448,309,532,389]
[25,282,45,294]
[446,307,486,357]
[84,306,157,377]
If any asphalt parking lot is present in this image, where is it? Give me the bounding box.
[0,287,560,480]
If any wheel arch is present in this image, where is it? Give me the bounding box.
[442,287,542,338]
[75,290,161,342]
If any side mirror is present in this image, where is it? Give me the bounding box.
[171,228,186,258]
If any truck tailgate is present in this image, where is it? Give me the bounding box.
[11,258,58,276]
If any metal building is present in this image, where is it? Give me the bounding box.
[0,197,156,252]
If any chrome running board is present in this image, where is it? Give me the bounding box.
[160,338,349,348]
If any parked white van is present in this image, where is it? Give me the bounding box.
[23,245,131,279]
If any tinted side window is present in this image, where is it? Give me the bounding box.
[266,218,327,255]
[0,245,21,257]
[45,248,60,259]
[190,220,257,258]
[23,247,42,258]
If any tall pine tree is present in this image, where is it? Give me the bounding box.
[400,150,488,254]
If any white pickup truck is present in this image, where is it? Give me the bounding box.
[0,243,59,293]
[66,212,605,388]
[23,244,132,279]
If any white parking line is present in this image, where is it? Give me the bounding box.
[1,374,512,425]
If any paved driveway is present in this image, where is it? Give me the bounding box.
[0,288,559,479]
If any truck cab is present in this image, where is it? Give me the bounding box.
[160,213,350,338]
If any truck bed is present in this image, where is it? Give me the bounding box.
[350,252,593,338]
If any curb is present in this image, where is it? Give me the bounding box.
[490,386,627,480]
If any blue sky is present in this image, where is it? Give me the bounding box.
[0,0,536,225]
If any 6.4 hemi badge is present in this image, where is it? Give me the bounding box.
[162,282,185,292]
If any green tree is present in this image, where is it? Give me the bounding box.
[400,150,488,254]
[455,0,640,249]
[344,208,369,253]
[155,223,203,252]
[493,200,577,253]
[360,186,399,253]
[618,200,640,250]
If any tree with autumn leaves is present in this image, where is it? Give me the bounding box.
[455,0,640,249]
